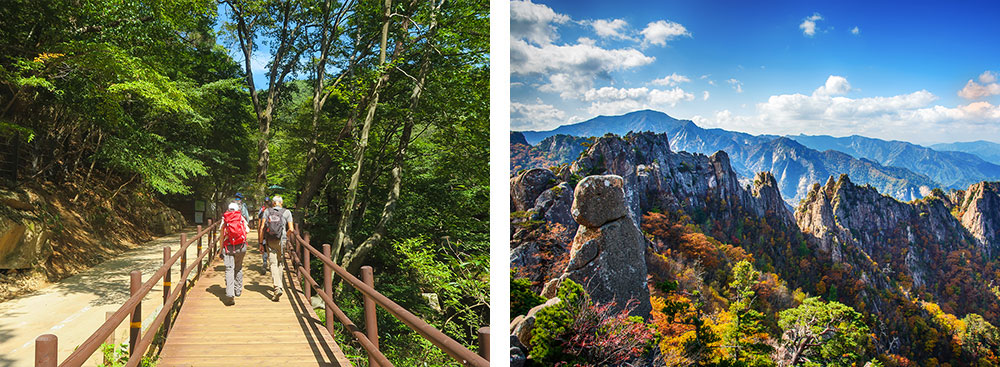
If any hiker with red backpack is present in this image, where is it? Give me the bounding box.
[217,202,250,305]
[258,195,293,301]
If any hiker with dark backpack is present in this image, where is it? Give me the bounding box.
[258,195,293,301]
[217,202,250,305]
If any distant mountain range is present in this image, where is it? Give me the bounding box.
[513,109,1000,205]
[931,140,1000,166]
[788,134,1000,188]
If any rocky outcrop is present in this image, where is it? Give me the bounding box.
[0,189,50,269]
[565,132,795,231]
[751,171,794,225]
[955,182,1000,257]
[511,168,557,212]
[561,175,651,319]
[0,216,50,269]
[794,174,987,311]
[797,175,973,265]
[511,132,801,296]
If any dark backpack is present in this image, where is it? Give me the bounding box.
[265,207,287,240]
[223,211,247,248]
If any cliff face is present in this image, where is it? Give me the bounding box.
[795,175,1000,320]
[955,182,1000,257]
[565,132,796,231]
[510,132,798,290]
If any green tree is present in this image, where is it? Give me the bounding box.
[960,313,1000,363]
[725,260,774,366]
[778,297,871,366]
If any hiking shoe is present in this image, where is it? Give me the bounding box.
[272,289,283,301]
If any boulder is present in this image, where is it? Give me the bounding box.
[562,174,651,319]
[509,315,525,334]
[510,334,527,367]
[540,276,563,299]
[511,168,557,212]
[531,182,576,235]
[570,175,627,228]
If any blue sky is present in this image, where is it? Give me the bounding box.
[510,0,1000,145]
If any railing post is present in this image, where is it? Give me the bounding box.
[478,327,490,361]
[104,311,115,365]
[180,233,187,304]
[129,270,141,357]
[163,246,172,331]
[303,233,311,301]
[196,224,203,275]
[362,265,379,366]
[207,219,214,259]
[34,334,57,367]
[323,244,334,337]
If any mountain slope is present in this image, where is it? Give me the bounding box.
[513,110,939,205]
[790,134,1000,188]
[519,109,685,145]
[931,140,1000,166]
[511,131,1000,364]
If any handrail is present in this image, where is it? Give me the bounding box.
[288,231,489,367]
[125,229,216,367]
[287,253,394,367]
[39,222,216,367]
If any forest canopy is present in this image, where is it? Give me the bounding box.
[0,0,489,364]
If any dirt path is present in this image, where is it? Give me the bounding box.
[0,227,270,367]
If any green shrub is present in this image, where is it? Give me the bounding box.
[511,270,545,319]
[96,342,158,367]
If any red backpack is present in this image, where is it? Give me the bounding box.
[223,211,247,248]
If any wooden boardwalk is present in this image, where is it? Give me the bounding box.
[158,232,352,367]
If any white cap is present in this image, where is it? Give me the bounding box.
[228,202,240,211]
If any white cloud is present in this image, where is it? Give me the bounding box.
[511,39,655,98]
[583,86,694,115]
[538,73,594,99]
[981,71,998,84]
[510,100,569,130]
[640,20,691,47]
[511,39,655,76]
[958,71,1000,100]
[799,13,823,37]
[813,75,852,96]
[851,26,860,35]
[651,73,691,87]
[591,19,630,39]
[692,75,1000,143]
[510,0,570,45]
[703,91,710,100]
[727,78,743,93]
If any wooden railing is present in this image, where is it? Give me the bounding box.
[33,222,219,367]
[31,222,490,367]
[286,230,490,367]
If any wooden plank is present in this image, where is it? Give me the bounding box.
[157,261,352,367]
[152,357,340,367]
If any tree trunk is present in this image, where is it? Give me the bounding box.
[341,27,434,273]
[332,0,392,263]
